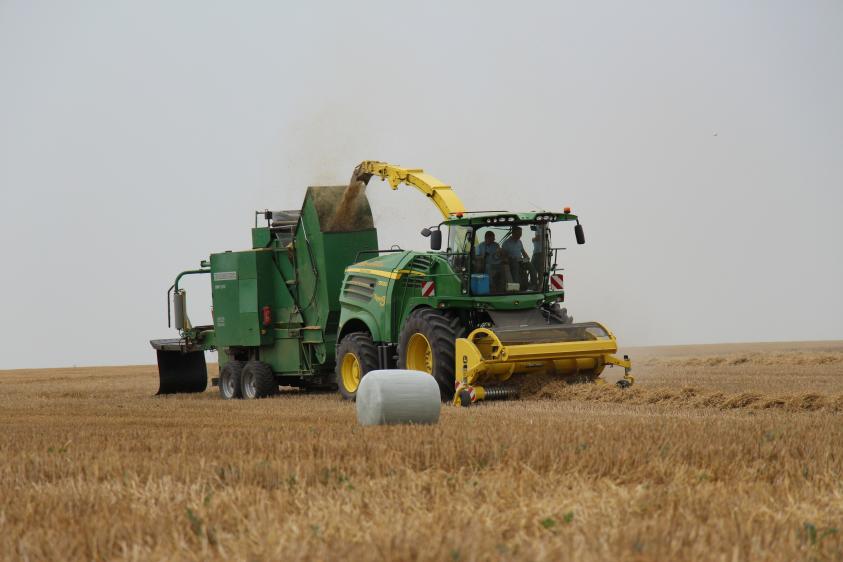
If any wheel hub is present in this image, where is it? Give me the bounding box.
[406,333,433,374]
[223,374,235,396]
[243,372,256,398]
[341,353,362,393]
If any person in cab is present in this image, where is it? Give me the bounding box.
[502,226,532,290]
[475,230,504,292]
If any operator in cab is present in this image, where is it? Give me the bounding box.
[475,230,504,292]
[502,226,532,290]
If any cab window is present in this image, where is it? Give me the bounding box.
[470,224,550,294]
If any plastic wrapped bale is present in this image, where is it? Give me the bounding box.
[356,370,441,426]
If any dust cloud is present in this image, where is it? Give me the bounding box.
[327,179,368,232]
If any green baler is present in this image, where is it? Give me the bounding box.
[152,161,633,404]
[152,184,377,398]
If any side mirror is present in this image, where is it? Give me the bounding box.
[430,229,442,250]
[575,224,585,245]
[420,228,431,237]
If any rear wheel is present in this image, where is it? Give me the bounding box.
[219,360,244,400]
[241,361,277,399]
[335,332,378,401]
[398,308,463,401]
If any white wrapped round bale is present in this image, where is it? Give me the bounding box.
[356,369,441,426]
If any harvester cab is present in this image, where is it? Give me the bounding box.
[436,211,579,295]
[150,160,633,405]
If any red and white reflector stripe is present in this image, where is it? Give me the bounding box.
[421,280,436,297]
[549,274,564,291]
[455,382,479,404]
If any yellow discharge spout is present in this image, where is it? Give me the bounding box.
[352,161,466,220]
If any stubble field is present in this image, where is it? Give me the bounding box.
[1,341,842,561]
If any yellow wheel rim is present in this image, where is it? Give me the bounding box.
[341,353,361,393]
[406,333,433,374]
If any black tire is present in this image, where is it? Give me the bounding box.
[241,361,277,399]
[397,308,463,402]
[335,332,378,401]
[219,360,245,400]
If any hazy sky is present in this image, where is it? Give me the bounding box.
[1,1,841,369]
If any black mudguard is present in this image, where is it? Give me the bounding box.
[151,339,208,394]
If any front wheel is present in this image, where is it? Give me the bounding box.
[335,332,378,401]
[397,308,462,401]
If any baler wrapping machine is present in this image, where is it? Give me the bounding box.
[152,184,378,396]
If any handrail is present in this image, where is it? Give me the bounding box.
[167,269,210,328]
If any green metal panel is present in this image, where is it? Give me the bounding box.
[209,252,242,347]
[239,252,257,280]
[323,231,378,315]
[210,250,276,348]
[260,337,302,373]
[239,278,257,312]
[293,186,378,365]
[252,227,272,249]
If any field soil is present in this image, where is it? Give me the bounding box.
[1,341,842,561]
